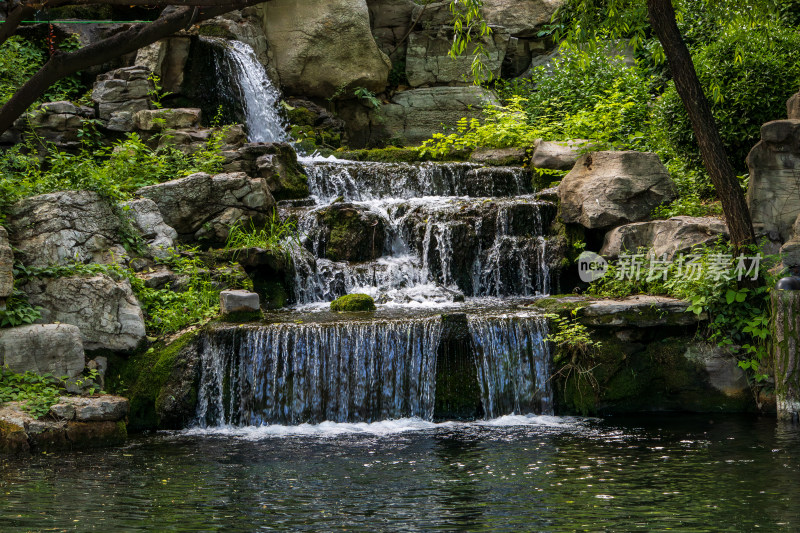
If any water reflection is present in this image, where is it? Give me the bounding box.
[1,415,799,531]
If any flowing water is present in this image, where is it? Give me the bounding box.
[3,415,800,531]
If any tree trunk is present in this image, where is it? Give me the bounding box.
[772,290,800,422]
[0,0,266,133]
[646,0,756,249]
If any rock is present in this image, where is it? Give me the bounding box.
[330,293,376,311]
[684,343,749,398]
[55,396,129,422]
[22,274,146,353]
[370,86,500,146]
[199,9,273,73]
[6,190,125,268]
[0,227,13,302]
[133,108,202,131]
[12,101,94,148]
[469,147,527,166]
[92,66,152,120]
[49,402,76,421]
[367,0,416,57]
[481,0,564,38]
[220,289,260,315]
[121,198,178,258]
[746,120,800,241]
[134,37,191,93]
[535,294,706,327]
[531,139,593,171]
[306,203,387,262]
[259,0,390,98]
[0,324,85,379]
[137,172,276,245]
[558,151,677,229]
[406,22,509,87]
[788,91,800,120]
[222,143,309,201]
[600,216,729,259]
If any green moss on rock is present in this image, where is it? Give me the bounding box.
[330,293,376,312]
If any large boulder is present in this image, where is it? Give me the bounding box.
[746,120,800,241]
[137,172,276,245]
[121,198,178,258]
[22,274,146,353]
[530,139,593,171]
[221,142,309,201]
[481,0,564,38]
[133,108,201,132]
[0,324,85,379]
[0,227,13,305]
[558,151,677,229]
[92,66,152,124]
[8,101,95,148]
[367,86,499,146]
[134,37,191,94]
[258,0,390,98]
[6,191,125,268]
[600,216,729,259]
[788,91,800,120]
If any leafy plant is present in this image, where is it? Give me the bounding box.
[0,288,41,328]
[354,87,381,109]
[225,211,301,258]
[147,73,172,109]
[0,367,64,419]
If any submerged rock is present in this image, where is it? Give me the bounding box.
[600,216,729,259]
[22,274,146,353]
[558,151,677,229]
[330,293,376,311]
[137,172,276,246]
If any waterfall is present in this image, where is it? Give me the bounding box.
[195,318,442,426]
[217,40,288,143]
[194,313,552,427]
[468,313,552,417]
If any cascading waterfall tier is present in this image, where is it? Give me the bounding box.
[209,39,288,143]
[468,312,552,417]
[195,317,442,426]
[194,311,552,427]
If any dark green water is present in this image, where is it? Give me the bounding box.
[2,414,799,532]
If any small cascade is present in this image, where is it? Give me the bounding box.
[468,313,552,417]
[195,317,442,426]
[212,39,288,143]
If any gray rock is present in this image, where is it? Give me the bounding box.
[137,172,276,245]
[133,108,201,132]
[200,10,273,75]
[220,289,260,314]
[370,86,499,146]
[746,119,800,242]
[367,0,416,57]
[10,101,94,148]
[222,143,309,201]
[469,147,527,166]
[481,0,564,38]
[0,324,85,379]
[600,216,729,259]
[58,396,129,422]
[788,91,800,120]
[105,110,136,132]
[93,66,152,120]
[0,226,13,300]
[22,274,146,353]
[6,191,126,268]
[134,37,191,93]
[531,139,593,171]
[684,343,749,398]
[406,26,509,87]
[259,0,390,98]
[538,295,705,327]
[121,198,178,258]
[558,151,677,229]
[49,402,76,421]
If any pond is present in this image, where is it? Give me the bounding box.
[2,414,798,531]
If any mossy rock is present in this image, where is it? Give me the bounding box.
[287,106,317,127]
[111,329,202,431]
[330,293,376,312]
[318,203,385,262]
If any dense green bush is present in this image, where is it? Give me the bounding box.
[651,23,800,173]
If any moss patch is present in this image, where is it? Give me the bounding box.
[337,147,471,163]
[115,330,200,431]
[330,293,376,312]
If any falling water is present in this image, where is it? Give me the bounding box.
[218,40,288,143]
[195,318,442,426]
[469,313,552,417]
